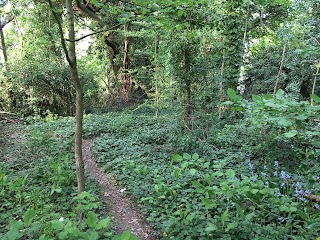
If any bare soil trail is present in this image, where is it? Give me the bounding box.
[82,138,157,240]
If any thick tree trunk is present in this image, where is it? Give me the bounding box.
[66,0,85,194]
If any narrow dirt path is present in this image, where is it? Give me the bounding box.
[82,138,156,240]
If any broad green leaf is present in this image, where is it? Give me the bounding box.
[240,186,250,192]
[175,24,183,30]
[250,189,259,194]
[51,220,64,230]
[283,130,298,138]
[275,89,285,99]
[227,88,239,102]
[311,141,320,148]
[202,198,217,209]
[4,229,23,240]
[221,209,229,224]
[226,169,235,179]
[87,211,97,228]
[192,153,199,160]
[235,203,244,217]
[189,169,197,176]
[23,209,36,227]
[297,210,309,221]
[67,227,81,236]
[259,188,269,194]
[289,206,297,212]
[82,230,99,240]
[181,161,188,168]
[172,154,183,162]
[311,94,320,103]
[183,153,191,160]
[177,9,184,16]
[252,94,262,102]
[191,180,203,188]
[205,223,218,232]
[294,114,308,121]
[225,222,238,232]
[279,205,289,212]
[122,230,131,240]
[263,94,273,100]
[278,117,293,127]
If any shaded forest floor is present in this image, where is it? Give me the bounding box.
[1,105,320,239]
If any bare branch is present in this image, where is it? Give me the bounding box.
[0,15,14,29]
[64,24,122,42]
[75,0,104,25]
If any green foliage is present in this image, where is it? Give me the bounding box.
[0,120,116,239]
[1,59,100,116]
[87,107,319,239]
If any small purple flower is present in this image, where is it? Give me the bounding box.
[280,182,286,189]
[299,197,307,202]
[274,171,278,177]
[278,217,285,223]
[263,165,267,170]
[231,202,235,207]
[315,203,319,209]
[265,181,269,187]
[249,162,254,170]
[274,161,279,168]
[295,182,302,189]
[250,171,255,176]
[304,190,311,195]
[294,189,304,197]
[280,171,290,180]
[275,189,282,197]
[261,172,267,178]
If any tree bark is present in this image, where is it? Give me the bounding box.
[184,45,192,126]
[0,18,8,68]
[120,24,131,100]
[311,61,320,105]
[48,0,85,194]
[66,0,85,195]
[273,44,286,97]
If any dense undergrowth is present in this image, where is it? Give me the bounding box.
[1,92,320,239]
[90,98,320,239]
[0,117,137,239]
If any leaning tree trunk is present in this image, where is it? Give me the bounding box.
[65,0,85,194]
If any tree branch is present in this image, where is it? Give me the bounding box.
[47,0,71,64]
[0,15,14,29]
[75,0,104,25]
[64,24,122,42]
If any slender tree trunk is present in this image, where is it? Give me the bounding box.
[219,58,225,119]
[154,35,159,118]
[48,0,85,194]
[273,44,286,97]
[65,0,85,195]
[184,45,192,126]
[311,61,320,105]
[121,24,131,100]
[0,18,8,69]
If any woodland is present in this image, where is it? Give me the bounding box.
[0,0,320,239]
